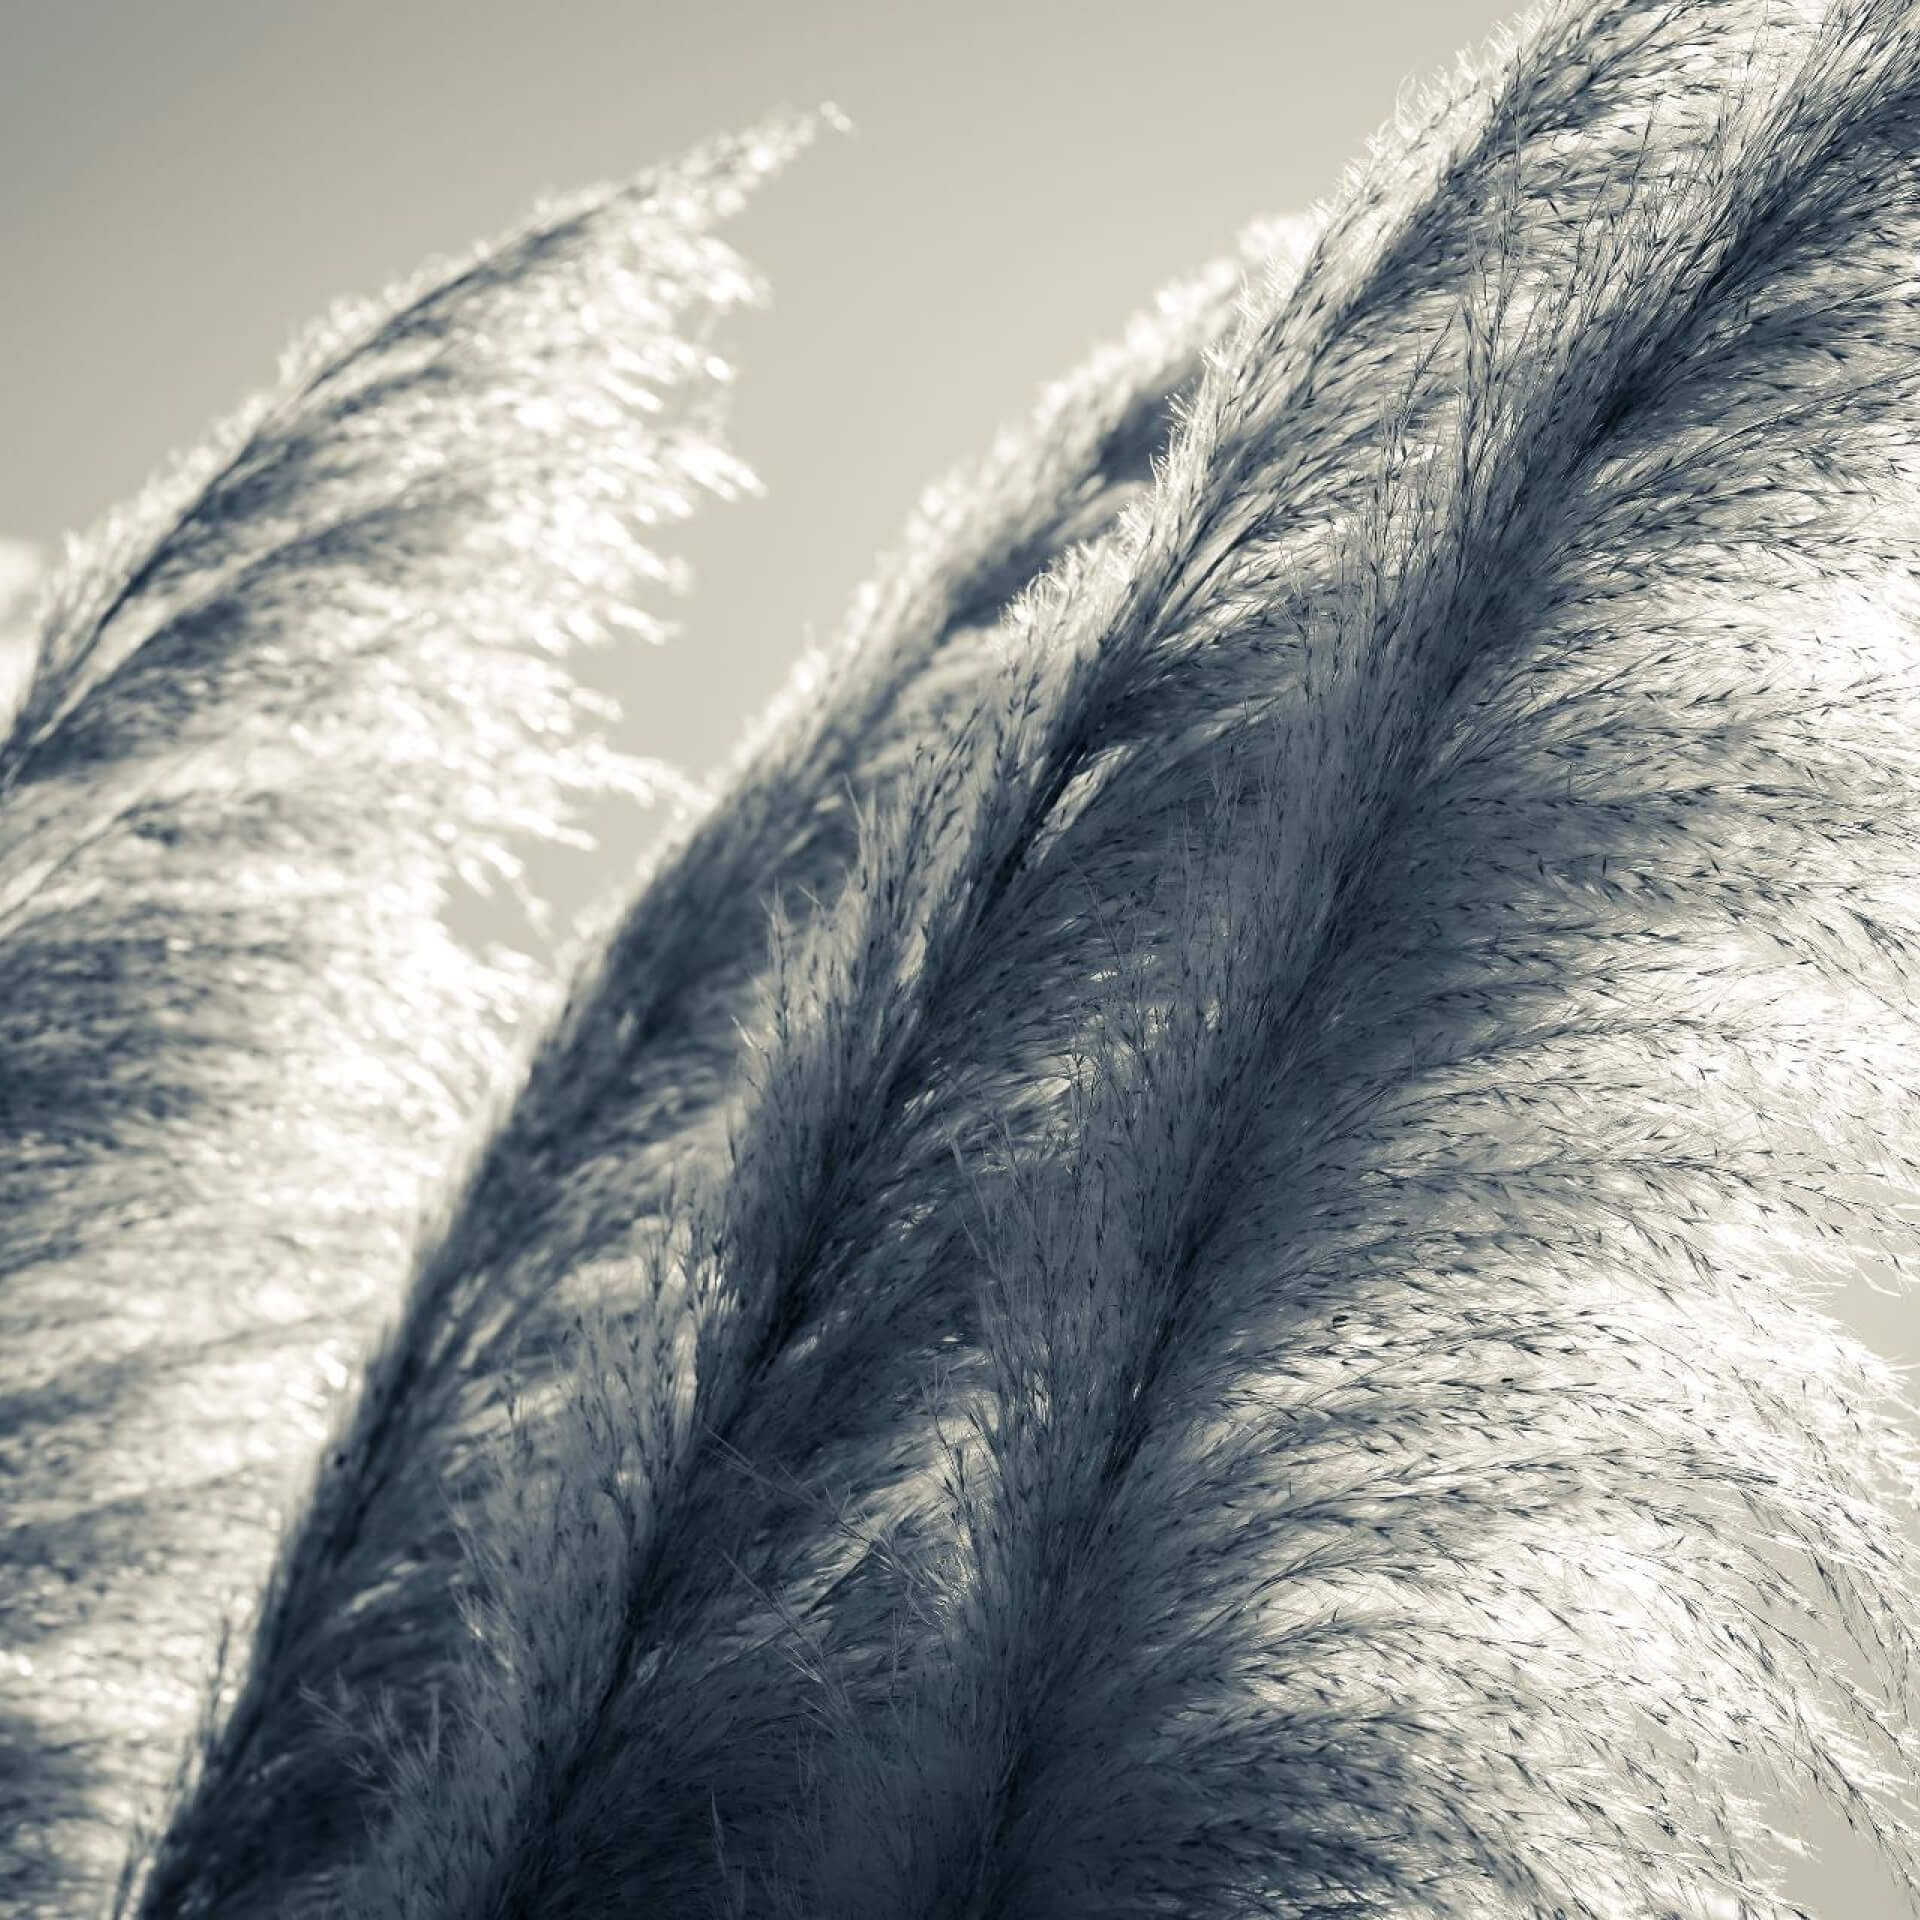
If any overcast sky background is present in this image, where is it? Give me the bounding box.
[2,3,1913,1911]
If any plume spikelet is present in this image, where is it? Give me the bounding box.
[0,110,831,1919]
[11,0,1920,1914]
[332,3,1919,1914]
[116,186,1321,1920]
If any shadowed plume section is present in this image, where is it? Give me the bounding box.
[330,1,1920,1915]
[114,159,1322,1919]
[0,109,834,1920]
[28,0,1920,1912]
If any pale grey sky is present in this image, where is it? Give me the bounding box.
[2,5,1913,1911]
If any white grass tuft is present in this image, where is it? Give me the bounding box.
[10,1,1920,1915]
[0,108,835,1920]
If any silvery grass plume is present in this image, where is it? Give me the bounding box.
[110,149,1324,1920]
[31,0,1920,1915]
[297,0,1920,1913]
[0,110,833,1919]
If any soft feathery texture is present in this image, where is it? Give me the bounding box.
[12,0,1920,1914]
[0,111,833,1918]
[103,175,1322,1920]
[36,103,1316,1920]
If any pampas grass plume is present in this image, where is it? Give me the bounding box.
[0,107,835,1918]
[7,3,1920,1916]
